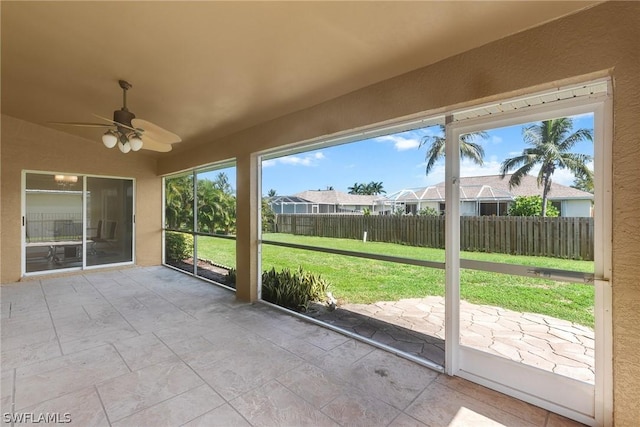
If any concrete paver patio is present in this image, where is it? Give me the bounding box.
[1,267,585,426]
[312,296,594,384]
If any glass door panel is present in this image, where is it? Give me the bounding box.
[25,173,84,273]
[86,177,134,266]
[450,106,603,423]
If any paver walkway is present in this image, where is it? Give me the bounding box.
[309,296,595,384]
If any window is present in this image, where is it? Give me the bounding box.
[163,163,237,288]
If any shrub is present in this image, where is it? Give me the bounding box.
[508,196,559,217]
[262,267,330,312]
[165,231,194,262]
[417,207,440,216]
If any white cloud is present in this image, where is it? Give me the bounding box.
[376,135,421,151]
[261,152,325,168]
[491,135,503,144]
[460,158,502,178]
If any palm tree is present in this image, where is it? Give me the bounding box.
[369,181,386,195]
[500,118,593,216]
[347,183,363,194]
[420,125,489,175]
[267,189,277,197]
[165,176,193,229]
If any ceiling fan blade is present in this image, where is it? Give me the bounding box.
[92,113,140,132]
[140,135,173,152]
[49,121,112,128]
[132,118,181,144]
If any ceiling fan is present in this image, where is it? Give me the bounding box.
[51,80,181,153]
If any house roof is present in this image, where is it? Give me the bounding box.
[386,175,593,203]
[293,190,379,206]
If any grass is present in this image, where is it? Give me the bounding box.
[195,233,595,327]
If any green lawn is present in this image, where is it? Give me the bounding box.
[195,233,594,327]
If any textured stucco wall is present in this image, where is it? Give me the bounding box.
[158,2,640,423]
[0,115,162,283]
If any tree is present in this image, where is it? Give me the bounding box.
[348,181,385,195]
[572,170,594,193]
[508,196,559,217]
[261,197,276,232]
[347,182,363,194]
[500,118,593,216]
[267,189,277,197]
[367,181,385,195]
[165,175,194,229]
[420,125,489,175]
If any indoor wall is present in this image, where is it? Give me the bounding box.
[0,115,162,282]
[157,2,640,423]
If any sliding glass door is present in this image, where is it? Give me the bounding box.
[446,92,611,425]
[24,173,84,273]
[23,172,134,275]
[86,177,134,266]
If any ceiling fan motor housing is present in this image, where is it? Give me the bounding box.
[114,109,135,130]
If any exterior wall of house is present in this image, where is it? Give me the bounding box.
[460,201,477,216]
[0,115,162,283]
[561,199,592,217]
[155,2,640,422]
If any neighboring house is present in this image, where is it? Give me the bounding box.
[378,174,593,217]
[269,190,382,214]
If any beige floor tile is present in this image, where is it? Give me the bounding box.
[112,333,175,371]
[169,327,267,371]
[182,404,251,427]
[308,339,374,372]
[301,327,350,351]
[231,380,338,427]
[1,329,57,353]
[406,380,538,427]
[96,357,203,422]
[387,413,429,427]
[277,363,345,408]
[14,345,129,410]
[545,412,588,426]
[14,386,108,427]
[339,349,438,410]
[194,342,303,400]
[0,337,62,371]
[54,311,137,344]
[111,384,223,427]
[321,391,400,427]
[435,375,547,425]
[1,369,14,415]
[60,328,141,354]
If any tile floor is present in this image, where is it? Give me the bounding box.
[1,267,585,426]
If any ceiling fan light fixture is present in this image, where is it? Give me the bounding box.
[102,130,118,148]
[119,140,131,153]
[129,134,143,151]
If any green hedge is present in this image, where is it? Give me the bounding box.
[165,231,194,262]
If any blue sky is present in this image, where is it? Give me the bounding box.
[203,113,594,196]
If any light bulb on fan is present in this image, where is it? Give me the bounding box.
[129,134,143,151]
[102,130,118,148]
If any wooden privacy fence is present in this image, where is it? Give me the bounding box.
[274,214,594,260]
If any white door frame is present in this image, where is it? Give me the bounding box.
[444,90,612,426]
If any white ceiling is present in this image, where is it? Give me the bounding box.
[1,1,600,156]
